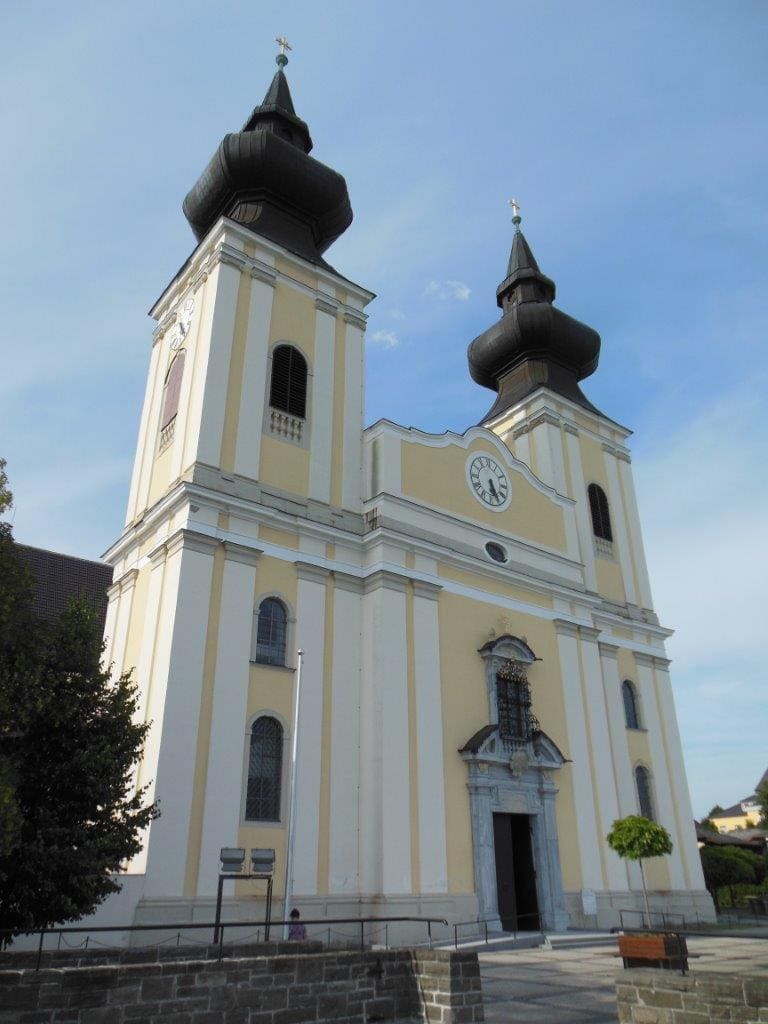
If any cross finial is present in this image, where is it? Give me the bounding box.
[509,198,522,229]
[275,36,292,67]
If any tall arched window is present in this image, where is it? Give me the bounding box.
[159,351,185,449]
[635,765,654,820]
[587,483,612,542]
[622,680,640,729]
[246,717,283,821]
[270,345,307,419]
[253,598,287,666]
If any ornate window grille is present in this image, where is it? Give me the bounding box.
[496,660,539,742]
[253,598,287,666]
[246,717,283,821]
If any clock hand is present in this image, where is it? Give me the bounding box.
[488,478,499,500]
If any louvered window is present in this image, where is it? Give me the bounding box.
[161,350,185,429]
[587,483,612,541]
[497,660,539,742]
[246,717,283,821]
[622,680,640,729]
[269,345,307,419]
[635,765,654,820]
[253,598,287,666]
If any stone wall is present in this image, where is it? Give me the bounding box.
[617,967,768,1023]
[0,947,484,1024]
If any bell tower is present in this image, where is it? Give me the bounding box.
[103,49,373,905]
[468,207,655,618]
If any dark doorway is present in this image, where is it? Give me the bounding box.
[492,813,540,931]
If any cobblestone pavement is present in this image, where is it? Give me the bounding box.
[479,936,768,1024]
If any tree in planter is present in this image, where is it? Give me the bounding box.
[0,459,158,942]
[699,846,757,912]
[607,815,673,927]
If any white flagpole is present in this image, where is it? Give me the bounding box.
[283,647,303,939]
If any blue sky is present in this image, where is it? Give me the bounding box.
[1,1,766,817]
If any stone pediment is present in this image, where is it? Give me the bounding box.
[459,724,567,772]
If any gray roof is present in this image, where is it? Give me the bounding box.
[16,544,113,631]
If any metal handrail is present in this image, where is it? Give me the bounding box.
[449,912,544,948]
[5,915,450,971]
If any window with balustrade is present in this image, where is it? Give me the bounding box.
[587,482,613,556]
[158,350,185,452]
[268,344,308,443]
[252,598,288,667]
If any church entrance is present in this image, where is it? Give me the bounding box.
[492,813,540,931]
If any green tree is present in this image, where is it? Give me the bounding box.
[0,458,158,942]
[699,817,719,834]
[707,804,725,818]
[607,815,673,928]
[699,846,758,911]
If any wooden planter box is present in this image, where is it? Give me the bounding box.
[618,933,688,971]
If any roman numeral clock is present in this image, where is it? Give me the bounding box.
[466,452,512,511]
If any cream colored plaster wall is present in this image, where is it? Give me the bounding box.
[259,435,310,496]
[120,566,151,680]
[437,564,554,608]
[401,439,567,551]
[274,257,317,292]
[579,432,628,604]
[260,525,300,550]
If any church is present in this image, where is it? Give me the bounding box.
[97,49,714,938]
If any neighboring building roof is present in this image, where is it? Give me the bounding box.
[712,802,750,819]
[695,823,758,849]
[16,544,113,630]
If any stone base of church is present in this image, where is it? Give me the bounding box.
[130,891,482,948]
[564,888,717,930]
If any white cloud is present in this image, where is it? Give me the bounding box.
[634,380,768,815]
[369,329,400,349]
[424,279,471,301]
[390,308,406,321]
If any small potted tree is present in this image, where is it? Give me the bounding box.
[607,815,684,969]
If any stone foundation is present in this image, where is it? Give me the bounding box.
[616,967,768,1023]
[0,947,484,1024]
[564,889,716,930]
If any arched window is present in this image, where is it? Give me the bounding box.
[622,680,640,729]
[246,717,283,821]
[587,483,612,542]
[635,765,654,820]
[161,351,185,431]
[270,345,307,419]
[253,598,287,666]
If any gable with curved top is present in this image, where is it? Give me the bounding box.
[392,425,571,551]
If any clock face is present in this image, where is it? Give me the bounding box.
[466,453,511,510]
[169,296,195,350]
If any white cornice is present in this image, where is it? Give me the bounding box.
[484,388,633,446]
[149,218,375,322]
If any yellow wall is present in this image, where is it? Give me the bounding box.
[401,439,567,551]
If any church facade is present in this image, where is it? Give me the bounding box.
[99,55,713,937]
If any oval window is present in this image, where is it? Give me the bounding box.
[485,542,507,563]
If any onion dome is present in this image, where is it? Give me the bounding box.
[467,211,602,422]
[182,51,352,266]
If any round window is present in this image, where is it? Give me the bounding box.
[485,542,507,563]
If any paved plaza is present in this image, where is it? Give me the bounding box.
[478,934,768,1024]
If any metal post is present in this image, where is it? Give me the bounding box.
[265,877,273,942]
[427,921,432,949]
[218,923,225,961]
[454,924,458,949]
[385,925,389,950]
[360,921,364,951]
[213,875,225,944]
[485,921,488,945]
[36,929,45,971]
[283,648,304,939]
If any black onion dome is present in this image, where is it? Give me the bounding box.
[468,226,602,421]
[183,64,352,265]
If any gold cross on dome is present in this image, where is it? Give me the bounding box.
[276,36,293,56]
